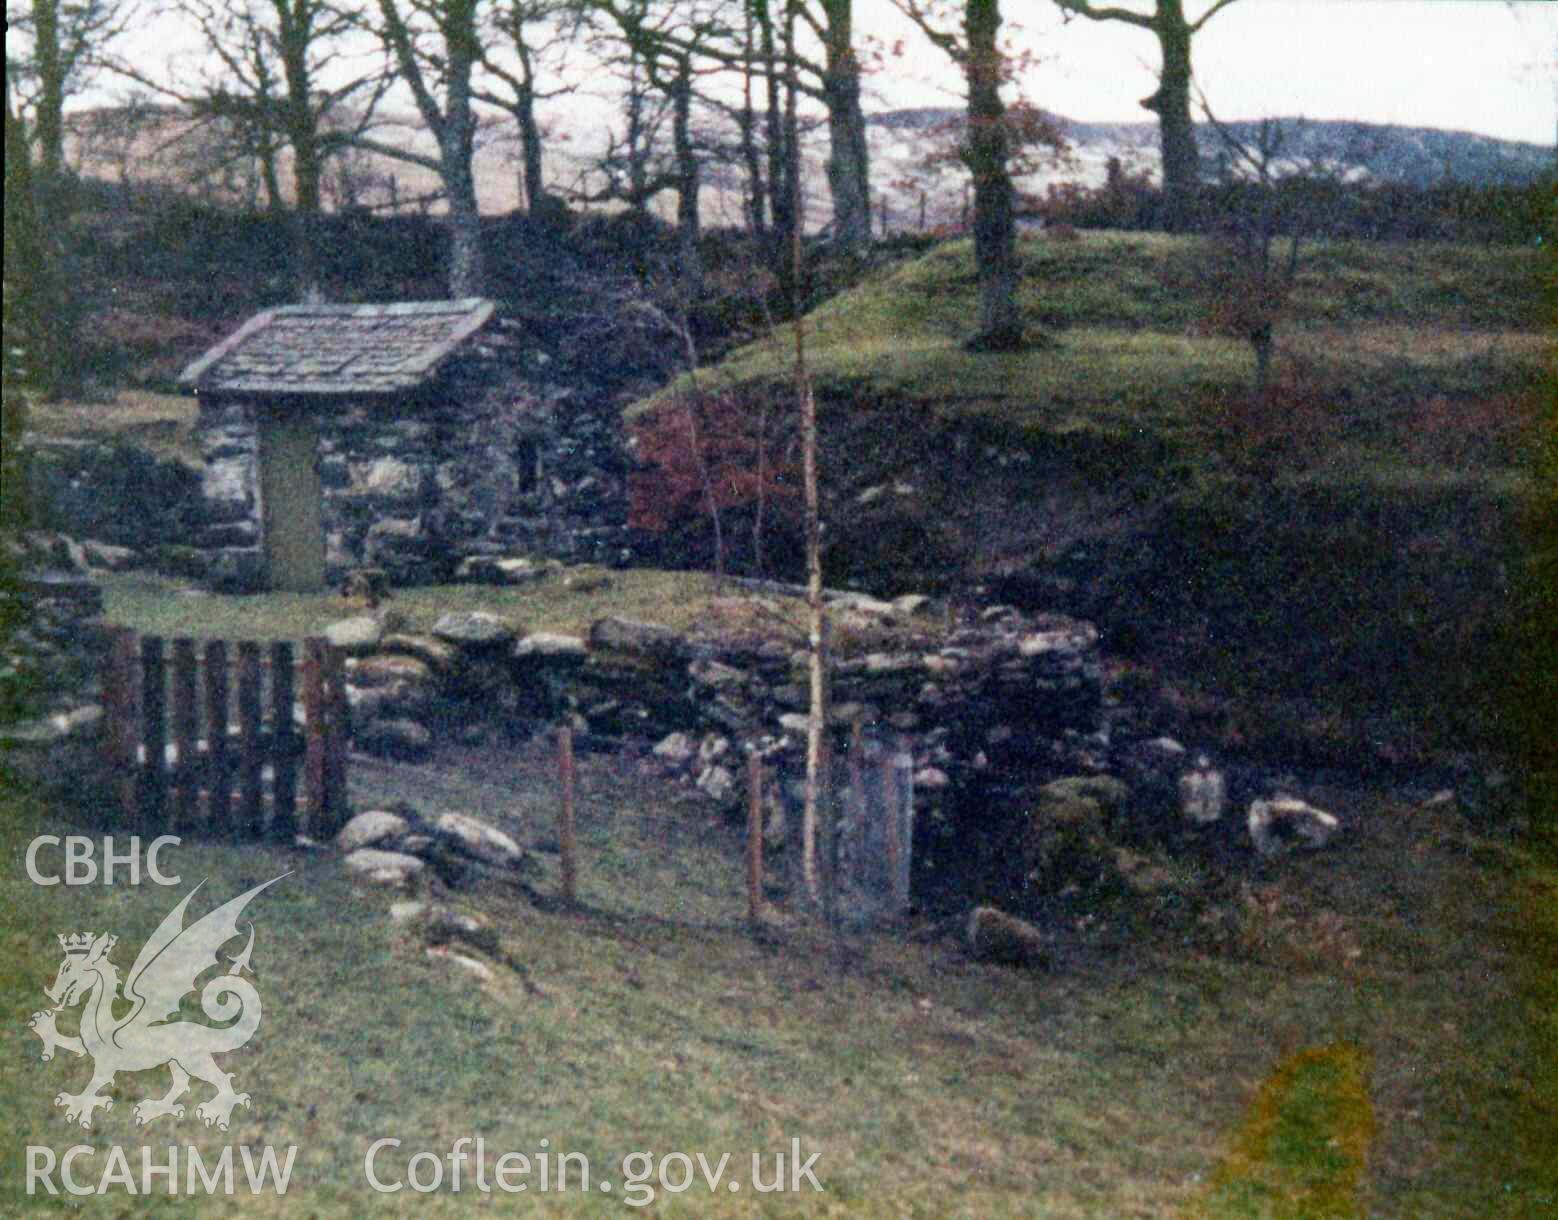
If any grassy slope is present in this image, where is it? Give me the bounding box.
[2,756,1553,1216]
[636,231,1544,490]
[28,390,202,469]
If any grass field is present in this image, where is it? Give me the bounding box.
[94,568,727,643]
[2,752,1553,1215]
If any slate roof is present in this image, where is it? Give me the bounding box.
[178,298,496,395]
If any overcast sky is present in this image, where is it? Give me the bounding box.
[867,0,1556,145]
[60,0,1558,147]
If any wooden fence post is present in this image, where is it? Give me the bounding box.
[171,638,198,832]
[302,638,326,837]
[203,640,230,833]
[103,627,138,824]
[747,749,764,924]
[321,642,348,835]
[140,635,167,833]
[269,641,298,840]
[236,642,263,838]
[893,734,914,914]
[558,723,577,904]
[880,744,899,900]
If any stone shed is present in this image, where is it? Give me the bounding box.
[179,298,629,592]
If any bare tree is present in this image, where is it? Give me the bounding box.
[366,0,487,296]
[107,0,385,297]
[474,0,580,214]
[1194,110,1303,398]
[6,0,140,181]
[585,0,735,287]
[893,0,1066,349]
[1052,0,1241,230]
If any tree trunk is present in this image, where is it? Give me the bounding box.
[290,111,325,299]
[819,0,870,252]
[772,0,800,304]
[441,0,483,298]
[445,173,484,298]
[518,86,546,212]
[1143,0,1200,232]
[739,1,766,241]
[1251,323,1272,399]
[31,0,66,181]
[964,0,1022,350]
[671,56,701,291]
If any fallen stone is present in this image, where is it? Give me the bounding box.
[432,611,518,648]
[698,734,731,764]
[1248,797,1341,857]
[378,633,461,675]
[350,653,435,689]
[425,946,495,983]
[697,764,735,802]
[337,810,412,853]
[1179,756,1227,824]
[828,592,897,616]
[436,812,526,868]
[914,767,950,789]
[325,615,383,655]
[966,906,1051,968]
[512,632,587,660]
[588,616,688,662]
[423,908,504,956]
[355,718,434,760]
[343,848,425,887]
[1018,622,1100,658]
[82,540,136,571]
[389,900,429,924]
[562,568,612,593]
[892,593,936,618]
[652,732,696,765]
[347,681,436,725]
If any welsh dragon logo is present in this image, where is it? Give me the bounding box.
[27,875,288,1131]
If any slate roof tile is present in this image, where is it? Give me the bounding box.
[178,298,496,395]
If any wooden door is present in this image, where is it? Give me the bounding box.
[258,412,326,592]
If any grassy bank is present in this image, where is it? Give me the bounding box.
[2,743,1552,1214]
[625,231,1545,765]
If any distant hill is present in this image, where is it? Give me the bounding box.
[869,107,1555,190]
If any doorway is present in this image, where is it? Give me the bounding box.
[257,410,326,592]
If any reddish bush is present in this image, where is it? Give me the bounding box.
[628,389,801,538]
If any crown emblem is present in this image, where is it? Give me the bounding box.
[58,933,103,956]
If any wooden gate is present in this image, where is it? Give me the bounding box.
[99,627,348,840]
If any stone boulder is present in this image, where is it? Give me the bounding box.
[337,810,412,853]
[1023,775,1132,893]
[652,731,696,766]
[350,654,435,689]
[435,812,526,868]
[966,906,1051,968]
[1248,797,1340,857]
[455,555,552,586]
[354,718,433,761]
[378,633,461,676]
[432,611,519,649]
[512,632,588,662]
[343,848,426,888]
[325,615,384,656]
[1178,755,1227,825]
[588,617,689,663]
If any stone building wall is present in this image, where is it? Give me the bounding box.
[197,330,631,592]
